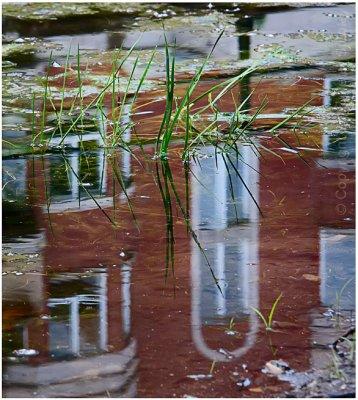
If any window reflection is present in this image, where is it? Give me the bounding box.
[191,144,259,361]
[3,266,137,397]
[2,158,40,240]
[49,155,73,201]
[46,103,134,208]
[319,228,355,310]
[48,145,107,203]
[48,273,108,359]
[2,159,27,202]
[321,77,355,161]
[192,145,259,230]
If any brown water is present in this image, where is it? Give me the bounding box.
[2,3,355,398]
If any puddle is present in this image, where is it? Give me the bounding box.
[2,3,355,398]
[2,136,355,397]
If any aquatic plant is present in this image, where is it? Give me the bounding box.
[155,30,260,160]
[334,277,354,327]
[24,29,315,289]
[330,349,349,382]
[251,292,283,331]
[27,27,314,167]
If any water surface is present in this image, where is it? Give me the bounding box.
[2,2,355,398]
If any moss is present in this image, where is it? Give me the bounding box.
[2,2,171,21]
[3,42,37,59]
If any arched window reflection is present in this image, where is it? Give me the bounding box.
[191,144,260,361]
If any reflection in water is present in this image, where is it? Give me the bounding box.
[3,129,136,395]
[3,87,356,396]
[2,158,40,241]
[191,145,260,361]
[2,3,356,397]
[48,273,108,357]
[319,229,355,310]
[3,269,137,397]
[3,129,355,396]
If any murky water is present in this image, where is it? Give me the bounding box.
[2,3,355,398]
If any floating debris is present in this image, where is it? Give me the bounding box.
[323,309,336,318]
[262,360,293,376]
[13,349,39,357]
[277,147,299,154]
[237,378,251,389]
[187,374,213,381]
[218,348,233,359]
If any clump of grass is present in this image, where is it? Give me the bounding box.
[26,29,316,289]
[330,349,348,382]
[251,292,283,331]
[30,28,311,165]
[334,277,354,327]
[155,28,262,160]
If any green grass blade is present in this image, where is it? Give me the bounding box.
[58,36,142,145]
[251,306,268,329]
[269,98,315,134]
[62,153,117,226]
[268,292,283,328]
[225,153,263,217]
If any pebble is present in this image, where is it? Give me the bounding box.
[237,378,251,388]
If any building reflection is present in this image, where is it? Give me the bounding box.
[2,9,355,396]
[3,122,138,396]
[3,264,137,397]
[3,72,355,398]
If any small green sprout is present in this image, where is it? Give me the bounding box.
[251,292,283,331]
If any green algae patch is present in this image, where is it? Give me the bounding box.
[2,2,175,21]
[3,41,38,59]
[2,36,61,64]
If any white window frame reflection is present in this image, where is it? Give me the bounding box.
[190,144,260,361]
[48,274,108,355]
[121,263,132,336]
[48,133,107,203]
[46,101,135,213]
